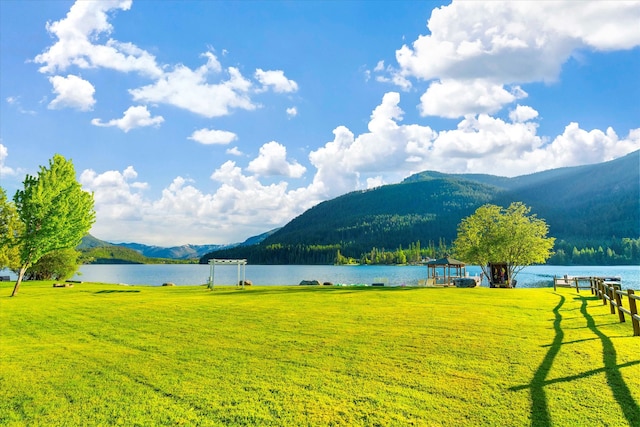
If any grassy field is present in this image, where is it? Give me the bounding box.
[1,282,639,426]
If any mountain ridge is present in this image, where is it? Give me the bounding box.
[201,150,639,264]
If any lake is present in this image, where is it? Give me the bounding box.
[2,264,637,289]
[56,264,640,289]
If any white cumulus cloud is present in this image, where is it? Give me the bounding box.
[34,0,161,77]
[130,61,255,118]
[380,1,640,118]
[91,105,164,132]
[395,1,640,84]
[255,69,299,93]
[286,106,298,118]
[419,79,527,118]
[226,146,243,156]
[247,141,306,178]
[509,105,539,123]
[80,166,149,224]
[0,143,16,177]
[307,92,640,190]
[34,2,297,124]
[188,129,238,145]
[48,74,96,111]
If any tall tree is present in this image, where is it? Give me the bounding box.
[453,202,555,284]
[11,155,95,296]
[0,187,23,270]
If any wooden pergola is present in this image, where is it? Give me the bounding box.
[426,257,467,286]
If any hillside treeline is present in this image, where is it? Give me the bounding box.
[206,240,449,265]
[202,237,640,266]
[202,243,342,265]
[548,238,640,265]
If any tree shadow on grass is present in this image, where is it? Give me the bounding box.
[94,289,141,294]
[207,286,424,297]
[577,295,640,426]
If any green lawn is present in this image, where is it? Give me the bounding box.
[1,282,638,426]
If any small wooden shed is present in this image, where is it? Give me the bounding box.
[488,262,514,288]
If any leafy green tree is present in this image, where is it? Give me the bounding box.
[0,187,23,271]
[453,202,555,284]
[11,155,95,296]
[25,248,81,281]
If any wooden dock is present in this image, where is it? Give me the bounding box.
[553,275,621,292]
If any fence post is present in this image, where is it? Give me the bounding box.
[601,281,607,306]
[609,285,616,314]
[553,275,557,292]
[574,277,579,293]
[614,289,625,323]
[628,289,639,337]
[590,277,595,295]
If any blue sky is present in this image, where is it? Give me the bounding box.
[1,0,639,246]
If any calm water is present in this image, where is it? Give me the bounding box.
[2,264,637,289]
[42,264,640,289]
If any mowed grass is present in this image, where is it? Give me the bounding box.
[1,282,639,426]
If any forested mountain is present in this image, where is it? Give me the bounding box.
[202,151,640,265]
[77,235,187,264]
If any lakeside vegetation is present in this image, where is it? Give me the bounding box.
[202,238,640,266]
[1,282,638,426]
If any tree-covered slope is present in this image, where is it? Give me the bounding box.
[77,235,187,264]
[202,151,639,264]
[79,246,150,264]
[494,152,639,239]
[402,150,639,240]
[261,178,499,254]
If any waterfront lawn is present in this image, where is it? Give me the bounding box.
[1,282,639,426]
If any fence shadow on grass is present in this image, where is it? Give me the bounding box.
[527,293,565,427]
[509,294,566,426]
[577,295,640,426]
[511,294,640,427]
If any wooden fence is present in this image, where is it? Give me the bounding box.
[554,275,639,337]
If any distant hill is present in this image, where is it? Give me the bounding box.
[115,242,226,260]
[79,245,157,264]
[77,234,112,250]
[78,228,278,263]
[78,235,188,264]
[202,151,640,264]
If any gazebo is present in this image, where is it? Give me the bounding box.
[425,257,467,286]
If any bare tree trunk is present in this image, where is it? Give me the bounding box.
[11,265,27,297]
